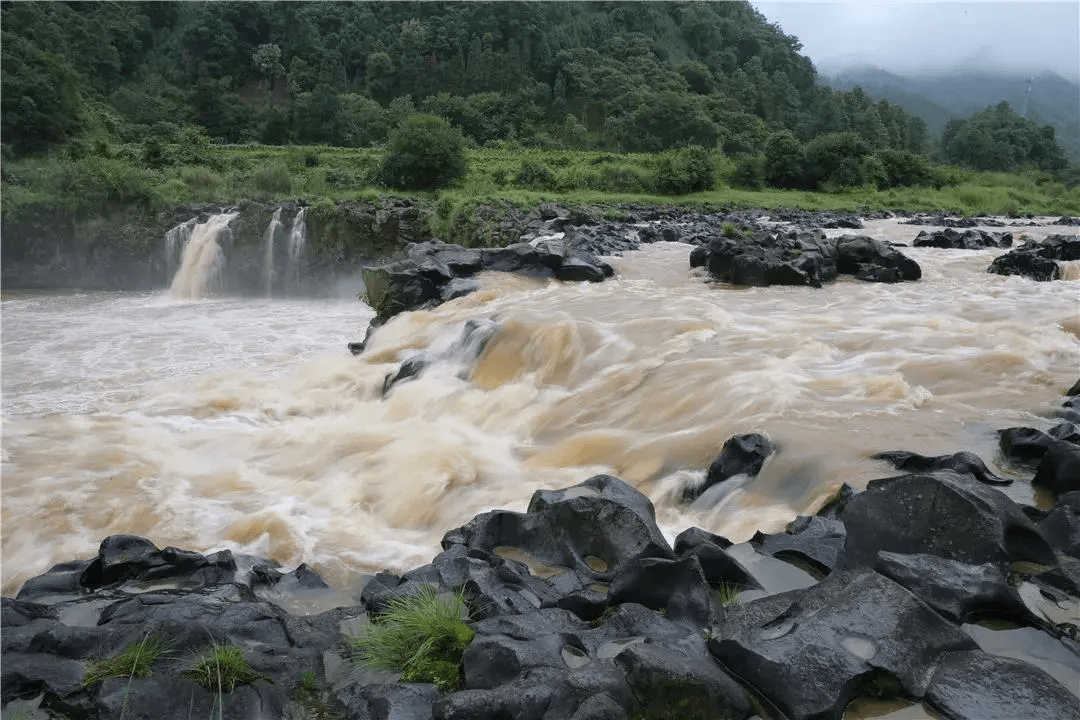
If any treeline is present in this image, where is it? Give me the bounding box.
[1,1,1073,195]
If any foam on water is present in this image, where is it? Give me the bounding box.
[2,219,1077,595]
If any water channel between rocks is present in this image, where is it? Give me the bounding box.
[2,218,1077,600]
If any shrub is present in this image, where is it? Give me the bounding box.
[730,154,766,190]
[350,586,474,692]
[595,164,650,193]
[379,114,467,191]
[179,165,224,200]
[652,145,716,195]
[803,132,872,190]
[513,161,556,190]
[874,149,935,189]
[251,160,293,197]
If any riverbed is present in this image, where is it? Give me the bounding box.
[2,218,1077,597]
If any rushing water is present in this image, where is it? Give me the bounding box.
[2,219,1078,597]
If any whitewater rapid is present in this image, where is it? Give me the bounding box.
[2,219,1077,596]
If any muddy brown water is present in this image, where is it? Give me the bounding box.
[3,219,1077,601]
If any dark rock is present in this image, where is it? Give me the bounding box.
[674,528,760,591]
[839,471,1056,570]
[382,354,428,395]
[873,551,1031,624]
[1040,492,1080,557]
[925,650,1080,720]
[999,424,1080,464]
[338,681,441,720]
[834,235,922,282]
[1068,378,1080,396]
[614,641,751,720]
[360,238,613,326]
[699,230,838,288]
[750,515,846,577]
[872,450,1010,485]
[1034,555,1080,596]
[912,228,1011,249]
[987,233,1080,281]
[608,556,713,627]
[1033,441,1080,496]
[1053,216,1080,226]
[816,483,857,518]
[684,434,774,503]
[443,475,674,585]
[709,570,977,720]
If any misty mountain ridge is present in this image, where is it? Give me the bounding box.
[822,64,1080,160]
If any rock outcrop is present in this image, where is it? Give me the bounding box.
[691,231,921,287]
[987,233,1080,280]
[912,228,1012,249]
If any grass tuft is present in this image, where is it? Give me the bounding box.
[349,586,474,692]
[84,633,168,686]
[184,643,260,693]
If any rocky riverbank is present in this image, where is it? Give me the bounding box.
[4,383,1079,720]
[7,193,1074,294]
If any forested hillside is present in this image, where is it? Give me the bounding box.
[2,1,930,155]
[825,67,1080,162]
[2,0,1076,214]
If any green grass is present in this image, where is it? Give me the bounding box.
[4,142,1079,224]
[83,633,169,686]
[349,586,474,692]
[184,643,260,694]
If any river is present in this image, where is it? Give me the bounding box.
[2,218,1077,597]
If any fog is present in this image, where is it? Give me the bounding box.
[754,1,1080,81]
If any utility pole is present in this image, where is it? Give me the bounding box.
[1020,76,1033,118]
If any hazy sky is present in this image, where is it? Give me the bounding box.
[752,1,1080,80]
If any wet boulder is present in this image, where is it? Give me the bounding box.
[446,603,751,720]
[697,230,838,288]
[683,433,774,503]
[15,536,238,601]
[872,450,1010,485]
[999,423,1080,465]
[1039,492,1080,557]
[750,515,846,577]
[608,556,714,627]
[872,552,1031,624]
[834,234,922,282]
[987,233,1080,281]
[443,475,673,581]
[838,471,1056,570]
[1033,440,1080,496]
[924,650,1080,720]
[708,570,977,720]
[674,528,761,591]
[912,228,1012,249]
[360,239,613,325]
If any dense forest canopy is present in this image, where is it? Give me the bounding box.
[0,0,1072,187]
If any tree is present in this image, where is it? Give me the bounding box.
[941,102,1068,172]
[378,114,467,190]
[764,130,805,189]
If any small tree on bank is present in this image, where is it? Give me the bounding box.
[379,114,467,191]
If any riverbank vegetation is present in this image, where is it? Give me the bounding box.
[4,138,1078,222]
[3,1,1079,226]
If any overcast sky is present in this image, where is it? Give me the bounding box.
[752,1,1080,81]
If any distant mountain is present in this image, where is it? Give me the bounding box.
[823,67,1080,161]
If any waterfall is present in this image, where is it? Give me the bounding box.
[167,212,239,299]
[263,207,284,297]
[1057,259,1080,281]
[164,217,198,281]
[287,207,307,289]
